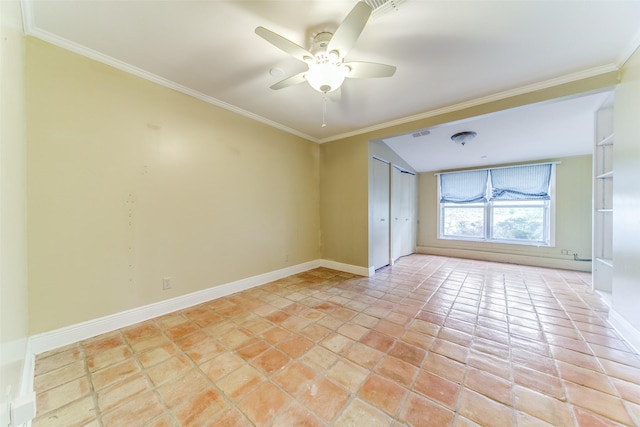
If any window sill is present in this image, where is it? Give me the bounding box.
[437,236,551,247]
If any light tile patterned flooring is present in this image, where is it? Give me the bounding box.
[32,255,640,426]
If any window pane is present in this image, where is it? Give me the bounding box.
[491,206,545,242]
[442,207,484,238]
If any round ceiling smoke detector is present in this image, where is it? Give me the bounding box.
[451,131,477,146]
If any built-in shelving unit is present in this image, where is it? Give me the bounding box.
[593,94,614,295]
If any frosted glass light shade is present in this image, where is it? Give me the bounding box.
[306,63,347,93]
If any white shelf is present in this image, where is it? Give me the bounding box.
[593,99,614,294]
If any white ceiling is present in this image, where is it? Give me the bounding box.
[23,1,640,171]
[381,91,612,172]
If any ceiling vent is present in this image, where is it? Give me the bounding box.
[364,0,407,18]
[412,129,431,138]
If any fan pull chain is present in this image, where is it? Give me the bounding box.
[321,94,327,128]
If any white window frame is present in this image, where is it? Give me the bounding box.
[437,163,556,247]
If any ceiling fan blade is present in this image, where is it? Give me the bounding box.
[326,2,372,59]
[270,71,307,90]
[327,87,341,102]
[345,61,396,78]
[255,26,314,62]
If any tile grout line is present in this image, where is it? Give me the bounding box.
[31,256,640,426]
[542,271,636,427]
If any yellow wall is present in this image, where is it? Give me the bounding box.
[26,38,320,334]
[0,0,28,422]
[415,155,593,271]
[612,47,640,332]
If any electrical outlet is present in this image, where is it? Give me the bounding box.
[561,249,574,256]
[162,277,172,290]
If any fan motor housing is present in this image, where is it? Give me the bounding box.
[310,32,333,54]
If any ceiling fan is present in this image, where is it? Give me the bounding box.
[255,1,396,97]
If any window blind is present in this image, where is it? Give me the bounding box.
[440,170,489,203]
[489,163,552,201]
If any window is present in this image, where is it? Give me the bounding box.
[438,163,554,246]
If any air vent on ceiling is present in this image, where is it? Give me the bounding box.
[364,0,407,18]
[412,130,431,138]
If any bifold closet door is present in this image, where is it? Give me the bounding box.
[402,170,417,256]
[391,166,404,262]
[392,167,416,260]
[372,158,390,270]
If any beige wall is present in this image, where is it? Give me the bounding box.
[612,47,640,334]
[319,137,417,271]
[368,140,414,173]
[0,1,28,423]
[319,73,617,272]
[26,38,320,334]
[319,138,419,271]
[23,30,622,335]
[319,137,369,267]
[416,155,593,271]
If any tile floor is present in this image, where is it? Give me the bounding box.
[32,255,640,426]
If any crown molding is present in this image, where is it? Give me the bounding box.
[28,28,319,143]
[21,0,319,143]
[319,63,619,143]
[616,28,640,69]
[20,0,622,146]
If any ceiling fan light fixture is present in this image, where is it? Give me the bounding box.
[451,131,477,146]
[306,62,347,93]
[256,1,395,96]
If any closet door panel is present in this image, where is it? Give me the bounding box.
[372,159,390,270]
[401,171,416,256]
[391,166,404,262]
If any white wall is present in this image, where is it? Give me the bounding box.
[611,47,640,350]
[0,1,29,424]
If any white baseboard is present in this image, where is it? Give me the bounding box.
[318,259,373,277]
[608,309,640,355]
[20,340,34,399]
[416,246,591,272]
[28,258,368,356]
[1,338,35,427]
